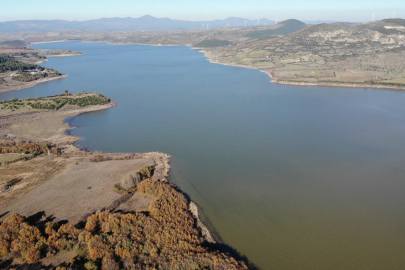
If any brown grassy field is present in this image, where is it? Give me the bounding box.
[0,153,27,164]
[0,49,33,54]
[0,156,71,207]
[0,158,155,224]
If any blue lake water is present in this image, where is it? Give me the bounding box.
[2,42,405,269]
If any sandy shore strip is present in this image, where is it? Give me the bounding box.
[270,78,405,91]
[189,201,216,243]
[46,54,82,57]
[29,40,69,45]
[0,74,68,94]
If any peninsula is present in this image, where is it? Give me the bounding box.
[0,41,82,93]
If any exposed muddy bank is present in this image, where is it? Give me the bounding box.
[0,74,68,94]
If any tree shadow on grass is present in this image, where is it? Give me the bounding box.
[0,260,52,270]
[0,211,10,219]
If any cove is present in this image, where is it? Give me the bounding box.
[2,42,405,269]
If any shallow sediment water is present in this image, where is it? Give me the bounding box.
[2,42,405,269]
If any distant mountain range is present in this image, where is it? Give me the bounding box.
[0,16,336,33]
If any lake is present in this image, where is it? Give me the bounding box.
[2,42,405,269]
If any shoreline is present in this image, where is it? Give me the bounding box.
[29,40,70,45]
[189,201,216,243]
[46,53,83,58]
[0,74,68,94]
[195,48,405,91]
[0,99,116,143]
[60,100,117,144]
[270,78,405,91]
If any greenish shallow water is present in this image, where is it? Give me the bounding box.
[2,42,405,269]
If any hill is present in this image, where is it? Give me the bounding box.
[363,18,405,35]
[245,19,307,39]
[199,20,405,89]
[194,38,232,47]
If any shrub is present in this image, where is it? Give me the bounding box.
[22,246,41,264]
[84,261,98,270]
[138,165,154,179]
[89,155,112,162]
[119,171,141,190]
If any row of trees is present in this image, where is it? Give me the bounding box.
[64,95,110,107]
[0,141,58,156]
[0,92,110,111]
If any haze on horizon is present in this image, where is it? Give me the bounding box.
[2,0,404,23]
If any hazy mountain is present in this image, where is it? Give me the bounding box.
[0,15,277,33]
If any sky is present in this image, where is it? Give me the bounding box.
[1,0,404,22]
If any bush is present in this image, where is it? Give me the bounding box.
[138,165,154,179]
[84,261,98,270]
[89,155,112,162]
[119,171,141,190]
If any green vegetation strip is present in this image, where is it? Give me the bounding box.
[0,91,110,111]
[237,58,253,63]
[249,50,267,56]
[194,38,232,47]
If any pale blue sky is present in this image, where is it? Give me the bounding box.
[2,0,404,22]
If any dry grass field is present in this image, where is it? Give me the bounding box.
[0,157,155,224]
